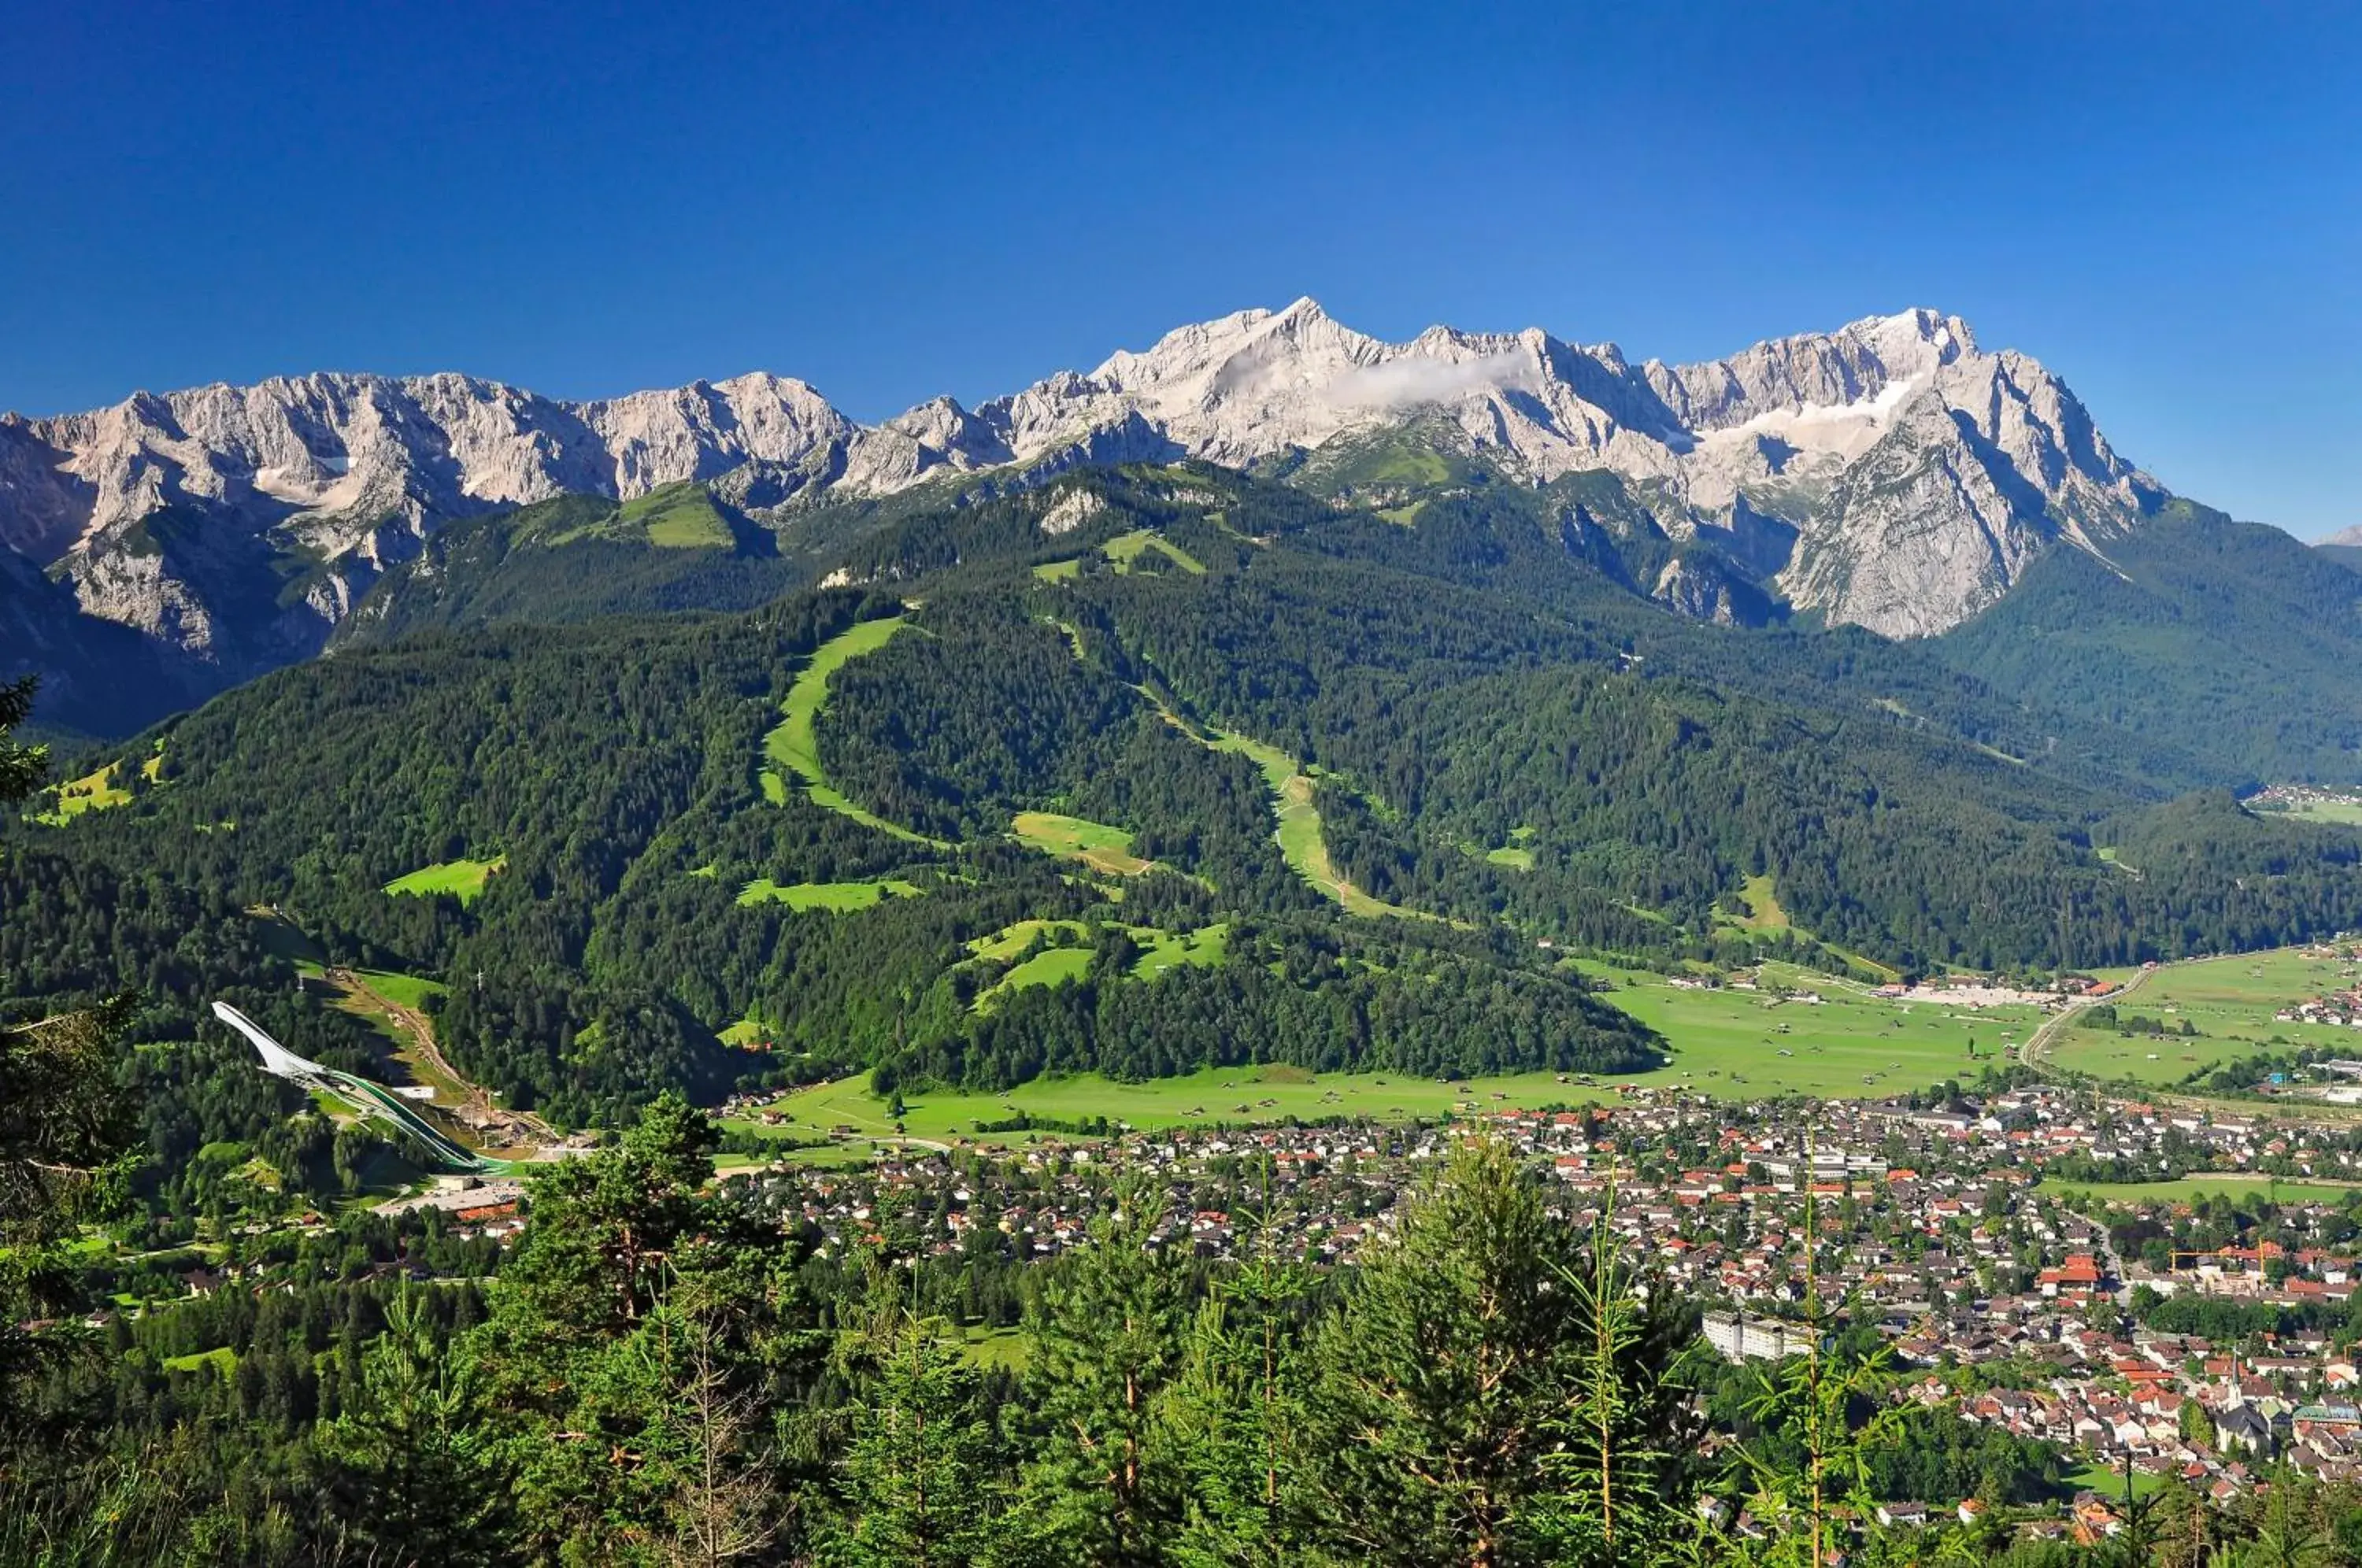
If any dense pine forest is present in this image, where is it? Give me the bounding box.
[9,463,2362,1148]
[12,456,2362,1564]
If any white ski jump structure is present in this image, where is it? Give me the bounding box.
[213,1000,499,1174]
[212,1000,329,1079]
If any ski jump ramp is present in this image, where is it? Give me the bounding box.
[213,1000,329,1078]
[213,999,500,1174]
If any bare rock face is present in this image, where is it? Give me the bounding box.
[1,301,2169,679]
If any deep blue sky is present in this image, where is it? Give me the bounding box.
[5,3,2354,534]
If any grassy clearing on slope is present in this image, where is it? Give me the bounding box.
[1174,712,1409,918]
[760,616,942,845]
[2045,945,2362,1085]
[619,482,734,549]
[319,967,476,1117]
[32,761,131,824]
[1728,875,1791,932]
[966,919,1088,964]
[735,877,923,912]
[2286,800,2362,826]
[1011,811,1153,875]
[355,968,446,1012]
[383,856,505,906]
[986,947,1095,1001]
[1032,557,1083,582]
[1131,922,1228,978]
[1101,529,1205,575]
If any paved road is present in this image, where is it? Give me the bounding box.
[2019,965,2154,1076]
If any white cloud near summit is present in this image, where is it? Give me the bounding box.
[1323,349,1538,410]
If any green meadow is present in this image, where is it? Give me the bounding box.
[1130,922,1227,978]
[383,856,505,906]
[967,919,1088,963]
[735,877,923,912]
[2039,1174,2362,1207]
[1011,811,1153,875]
[1594,963,2042,1099]
[759,616,942,845]
[1464,825,1537,871]
[981,946,1096,1004]
[2284,799,2362,827]
[1101,528,1205,575]
[956,914,1229,1006]
[32,760,132,824]
[354,968,446,1012]
[727,960,2050,1147]
[2045,945,2362,1085]
[727,1061,1597,1145]
[619,482,733,549]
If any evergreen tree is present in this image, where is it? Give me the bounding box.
[315,1284,509,1563]
[1013,1173,1190,1566]
[1302,1137,1602,1568]
[1164,1161,1320,1566]
[472,1095,816,1563]
[1728,1178,1905,1568]
[825,1261,1011,1568]
[1546,1185,1708,1566]
[0,677,43,805]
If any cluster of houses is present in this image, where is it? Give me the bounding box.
[709,1073,2362,1520]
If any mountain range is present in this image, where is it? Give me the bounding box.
[3,301,2197,701]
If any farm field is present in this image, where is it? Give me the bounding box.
[1595,963,2042,1099]
[2045,945,2362,1085]
[383,856,505,906]
[1011,811,1152,875]
[2038,1174,2362,1207]
[2284,799,2362,827]
[736,877,922,912]
[760,616,941,845]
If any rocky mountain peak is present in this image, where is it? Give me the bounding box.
[2,300,2174,680]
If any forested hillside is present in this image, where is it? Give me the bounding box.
[1936,500,2362,785]
[9,463,2362,1159]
